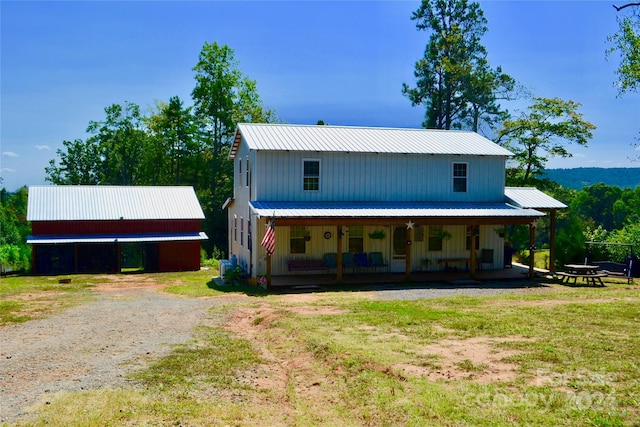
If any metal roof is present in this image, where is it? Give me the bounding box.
[505,187,567,210]
[27,232,208,245]
[231,123,513,158]
[250,201,544,219]
[27,186,205,221]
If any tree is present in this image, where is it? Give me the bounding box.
[144,96,198,185]
[402,0,515,132]
[0,187,32,272]
[608,3,640,95]
[86,102,147,185]
[608,3,640,160]
[46,102,148,185]
[191,42,275,255]
[497,97,596,185]
[45,138,101,185]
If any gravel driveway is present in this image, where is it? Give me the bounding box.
[0,287,235,423]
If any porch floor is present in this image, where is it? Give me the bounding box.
[268,263,549,288]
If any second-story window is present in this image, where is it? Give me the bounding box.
[240,217,244,247]
[238,159,243,187]
[453,163,467,193]
[303,159,320,191]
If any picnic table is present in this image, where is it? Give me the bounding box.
[557,264,606,286]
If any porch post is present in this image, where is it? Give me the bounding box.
[266,254,272,288]
[529,221,536,279]
[549,210,557,273]
[405,224,412,281]
[469,225,477,279]
[337,226,343,283]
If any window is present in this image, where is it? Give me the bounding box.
[428,226,443,251]
[240,217,244,247]
[303,160,320,191]
[348,226,364,253]
[466,227,480,251]
[246,156,250,188]
[238,159,243,187]
[453,163,467,193]
[290,226,307,254]
[233,216,237,242]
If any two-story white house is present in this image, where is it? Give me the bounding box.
[225,123,565,285]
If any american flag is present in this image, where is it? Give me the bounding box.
[261,217,275,255]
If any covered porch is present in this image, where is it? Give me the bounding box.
[251,200,552,287]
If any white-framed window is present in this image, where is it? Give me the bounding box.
[240,217,244,247]
[233,216,237,242]
[290,226,308,254]
[246,155,250,188]
[428,226,443,251]
[453,162,467,193]
[348,226,363,253]
[238,159,243,187]
[466,226,479,251]
[303,159,320,191]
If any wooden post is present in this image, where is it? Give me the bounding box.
[405,226,412,281]
[266,254,272,288]
[529,222,536,279]
[337,226,343,283]
[549,210,556,273]
[469,225,477,279]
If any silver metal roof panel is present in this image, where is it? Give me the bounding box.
[505,187,567,209]
[250,201,544,219]
[232,123,513,157]
[27,186,205,221]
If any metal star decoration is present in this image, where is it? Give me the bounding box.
[405,220,415,230]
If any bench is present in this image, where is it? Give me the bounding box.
[437,258,470,271]
[592,261,631,284]
[287,259,328,272]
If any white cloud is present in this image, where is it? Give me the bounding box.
[35,145,51,150]
[1,168,17,173]
[2,151,19,157]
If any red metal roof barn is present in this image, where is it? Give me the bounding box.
[27,186,207,274]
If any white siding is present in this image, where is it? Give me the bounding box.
[255,150,506,203]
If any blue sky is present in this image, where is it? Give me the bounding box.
[1,0,638,191]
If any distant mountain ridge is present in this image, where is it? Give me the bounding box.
[542,167,640,190]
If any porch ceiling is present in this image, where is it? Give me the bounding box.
[250,201,544,226]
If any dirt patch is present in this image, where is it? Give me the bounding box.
[285,305,348,316]
[11,291,67,301]
[395,337,534,384]
[93,275,169,292]
[224,304,342,415]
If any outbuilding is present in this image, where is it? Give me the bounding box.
[27,186,207,274]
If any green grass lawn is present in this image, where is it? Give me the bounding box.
[6,273,640,426]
